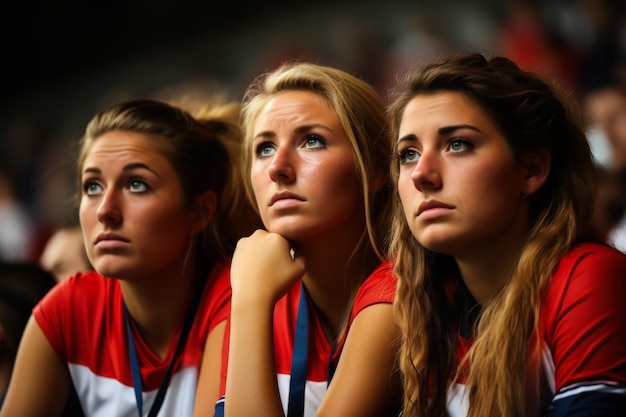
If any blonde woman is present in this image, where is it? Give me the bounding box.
[216,62,402,417]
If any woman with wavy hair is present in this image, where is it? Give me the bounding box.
[387,53,626,417]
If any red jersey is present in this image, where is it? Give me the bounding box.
[449,243,626,416]
[215,260,397,417]
[33,263,231,417]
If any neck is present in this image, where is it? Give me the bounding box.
[451,210,530,304]
[120,266,195,359]
[297,231,370,342]
[455,240,526,305]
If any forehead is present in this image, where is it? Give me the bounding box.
[255,90,337,128]
[82,130,176,175]
[400,91,492,129]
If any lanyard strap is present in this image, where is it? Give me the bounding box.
[287,282,309,417]
[287,282,346,417]
[124,277,207,417]
[327,342,339,386]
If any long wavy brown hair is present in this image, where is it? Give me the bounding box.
[387,53,598,417]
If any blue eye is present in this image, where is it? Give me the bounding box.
[83,181,102,196]
[129,178,149,193]
[304,134,326,149]
[398,148,420,164]
[449,138,473,152]
[255,142,276,158]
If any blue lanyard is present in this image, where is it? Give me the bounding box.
[287,282,345,417]
[286,282,309,417]
[123,277,207,417]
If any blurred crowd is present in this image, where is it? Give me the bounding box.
[1,0,625,265]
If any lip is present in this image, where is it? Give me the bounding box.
[94,233,130,249]
[269,191,305,207]
[417,200,454,217]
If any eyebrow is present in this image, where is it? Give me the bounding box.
[397,124,483,143]
[82,162,162,178]
[254,123,334,141]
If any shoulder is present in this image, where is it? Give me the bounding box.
[37,270,110,307]
[552,242,626,287]
[195,262,233,331]
[352,260,397,315]
[32,271,119,362]
[542,242,626,343]
[359,259,397,295]
[561,241,625,265]
[546,242,625,304]
[542,243,626,410]
[35,270,115,313]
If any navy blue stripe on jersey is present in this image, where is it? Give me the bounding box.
[546,382,626,417]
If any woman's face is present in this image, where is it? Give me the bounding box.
[250,90,364,243]
[396,91,530,258]
[79,130,197,280]
[584,86,626,171]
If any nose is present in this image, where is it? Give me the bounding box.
[268,146,296,183]
[410,149,442,192]
[96,188,122,225]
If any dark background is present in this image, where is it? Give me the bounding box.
[4,0,304,100]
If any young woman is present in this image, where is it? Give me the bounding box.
[216,62,402,417]
[387,52,626,417]
[0,98,259,417]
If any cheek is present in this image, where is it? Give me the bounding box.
[145,203,189,232]
[322,165,361,203]
[250,164,267,194]
[463,165,521,214]
[79,200,93,228]
[249,166,269,217]
[397,171,414,205]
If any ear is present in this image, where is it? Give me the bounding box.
[191,190,217,234]
[521,149,551,197]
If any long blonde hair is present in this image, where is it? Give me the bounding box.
[387,53,598,417]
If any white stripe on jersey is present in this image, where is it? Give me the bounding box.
[69,362,198,417]
[554,381,626,400]
[277,373,328,417]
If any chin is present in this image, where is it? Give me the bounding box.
[266,219,307,240]
[417,232,458,255]
[93,261,127,280]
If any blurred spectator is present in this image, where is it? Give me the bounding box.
[584,67,626,171]
[39,225,91,283]
[0,169,33,262]
[583,66,626,252]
